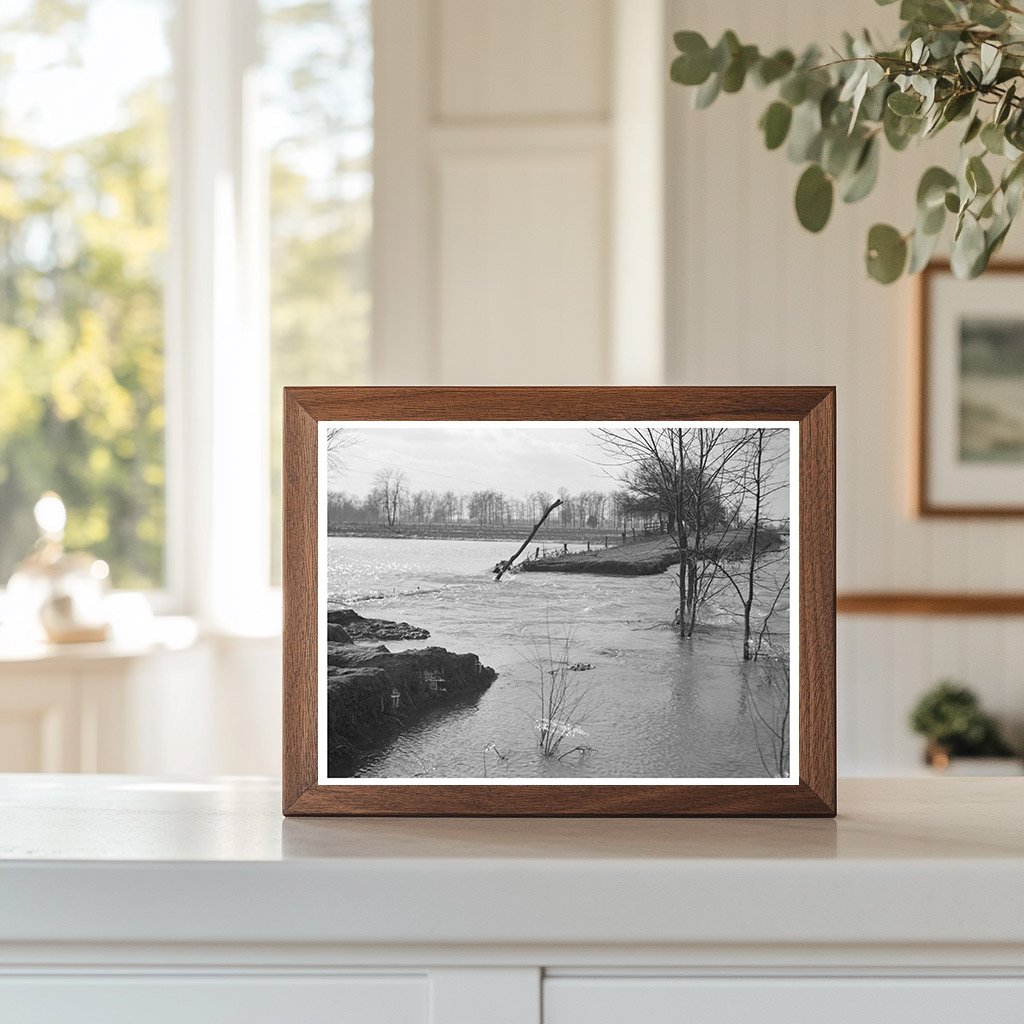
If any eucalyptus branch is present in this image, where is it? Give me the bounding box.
[671,0,1024,283]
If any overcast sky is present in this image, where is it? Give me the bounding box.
[326,425,791,518]
[329,426,613,497]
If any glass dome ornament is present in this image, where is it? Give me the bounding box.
[5,492,111,644]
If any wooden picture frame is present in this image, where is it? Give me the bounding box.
[283,387,836,816]
[917,260,1024,517]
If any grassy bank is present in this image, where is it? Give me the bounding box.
[520,527,785,577]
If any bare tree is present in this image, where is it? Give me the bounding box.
[373,467,406,528]
[326,427,359,476]
[744,656,791,777]
[704,428,790,659]
[594,427,748,637]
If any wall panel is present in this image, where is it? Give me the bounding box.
[438,0,611,120]
[436,149,608,384]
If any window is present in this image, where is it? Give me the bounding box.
[262,0,373,580]
[0,0,172,589]
[0,0,373,610]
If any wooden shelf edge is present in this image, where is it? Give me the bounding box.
[838,592,1024,616]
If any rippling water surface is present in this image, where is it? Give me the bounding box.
[327,536,790,780]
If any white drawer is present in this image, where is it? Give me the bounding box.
[544,977,1024,1024]
[0,974,427,1024]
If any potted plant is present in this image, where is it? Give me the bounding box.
[909,680,1019,772]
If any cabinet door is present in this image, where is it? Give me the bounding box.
[544,977,1024,1024]
[0,974,427,1024]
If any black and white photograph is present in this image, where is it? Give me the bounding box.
[318,422,798,784]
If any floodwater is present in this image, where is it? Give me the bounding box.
[326,536,791,780]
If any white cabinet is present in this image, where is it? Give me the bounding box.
[544,978,1024,1024]
[1,778,1023,1024]
[0,975,427,1024]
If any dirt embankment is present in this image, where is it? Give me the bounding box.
[325,609,496,776]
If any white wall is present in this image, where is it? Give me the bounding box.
[373,0,665,387]
[664,0,1024,771]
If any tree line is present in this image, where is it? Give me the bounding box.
[326,467,665,532]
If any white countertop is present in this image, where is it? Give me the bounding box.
[1,776,1022,951]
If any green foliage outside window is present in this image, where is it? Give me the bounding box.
[0,0,373,590]
[0,0,170,587]
[264,0,372,581]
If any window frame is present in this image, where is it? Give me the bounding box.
[164,0,279,632]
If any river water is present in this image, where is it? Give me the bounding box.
[327,536,791,780]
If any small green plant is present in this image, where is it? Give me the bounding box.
[670,0,1024,283]
[909,680,1014,757]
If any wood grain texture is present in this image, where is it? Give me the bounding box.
[282,387,836,817]
[916,260,1024,518]
[838,592,1024,616]
[282,392,318,812]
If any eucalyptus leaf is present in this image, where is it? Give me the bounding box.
[787,101,823,162]
[917,166,957,210]
[694,73,721,109]
[710,31,740,73]
[913,75,937,111]
[888,90,921,115]
[671,52,711,87]
[866,223,908,283]
[721,45,758,93]
[822,129,863,178]
[908,221,942,273]
[962,115,983,145]
[970,2,1009,30]
[754,49,795,87]
[820,85,841,126]
[967,154,995,195]
[981,121,1006,155]
[951,211,987,278]
[842,137,881,203]
[921,200,946,234]
[1006,174,1024,218]
[760,101,793,150]
[861,79,892,122]
[980,42,1003,86]
[996,82,1017,124]
[921,103,942,138]
[779,73,807,106]
[942,92,974,122]
[884,106,921,150]
[795,164,834,232]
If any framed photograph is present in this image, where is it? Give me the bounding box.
[918,261,1024,516]
[283,387,836,816]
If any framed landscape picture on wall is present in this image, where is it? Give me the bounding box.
[918,262,1024,516]
[282,387,836,816]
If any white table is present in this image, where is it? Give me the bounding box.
[1,776,1022,1023]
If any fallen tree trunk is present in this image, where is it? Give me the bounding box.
[493,499,563,580]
